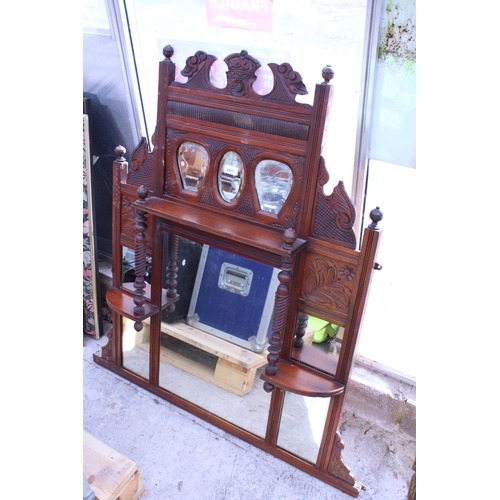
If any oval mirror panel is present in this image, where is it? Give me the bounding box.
[255,160,293,214]
[218,151,244,203]
[177,141,209,192]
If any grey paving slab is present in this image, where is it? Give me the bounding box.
[83,333,415,500]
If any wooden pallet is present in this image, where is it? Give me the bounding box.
[123,318,315,396]
[83,431,144,500]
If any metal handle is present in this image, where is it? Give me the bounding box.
[219,263,253,296]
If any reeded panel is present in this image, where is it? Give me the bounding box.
[177,141,209,192]
[218,151,244,203]
[255,159,293,215]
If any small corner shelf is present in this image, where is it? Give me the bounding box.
[106,284,179,323]
[260,359,345,398]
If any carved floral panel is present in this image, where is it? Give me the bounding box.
[300,255,356,314]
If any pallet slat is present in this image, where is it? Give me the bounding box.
[83,431,144,500]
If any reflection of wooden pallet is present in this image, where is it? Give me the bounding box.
[83,431,144,500]
[124,319,315,396]
[129,319,268,396]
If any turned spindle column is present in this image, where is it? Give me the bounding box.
[293,312,309,349]
[166,234,179,313]
[263,228,296,393]
[133,185,149,332]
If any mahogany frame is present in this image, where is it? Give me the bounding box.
[94,44,383,497]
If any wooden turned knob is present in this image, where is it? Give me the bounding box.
[115,145,126,160]
[322,65,334,85]
[283,228,296,249]
[368,206,383,230]
[163,44,174,61]
[136,185,148,204]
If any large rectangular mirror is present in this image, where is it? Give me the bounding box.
[158,233,277,436]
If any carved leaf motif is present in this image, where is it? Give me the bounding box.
[122,197,136,236]
[302,258,351,311]
[332,181,356,231]
[318,156,329,187]
[130,137,148,171]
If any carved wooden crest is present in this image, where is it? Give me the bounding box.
[176,48,308,103]
[224,50,261,96]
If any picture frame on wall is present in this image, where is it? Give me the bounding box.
[83,99,103,338]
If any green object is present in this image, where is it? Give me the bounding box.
[308,316,339,343]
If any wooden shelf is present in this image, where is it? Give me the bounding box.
[106,285,178,322]
[138,197,307,257]
[260,359,344,397]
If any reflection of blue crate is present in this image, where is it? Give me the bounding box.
[187,245,279,352]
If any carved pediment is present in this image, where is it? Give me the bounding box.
[174,47,309,103]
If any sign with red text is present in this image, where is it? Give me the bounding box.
[207,0,273,32]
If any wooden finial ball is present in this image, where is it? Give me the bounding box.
[322,65,335,85]
[368,206,383,229]
[263,382,275,393]
[283,227,297,247]
[163,44,174,61]
[115,145,126,159]
[137,185,148,203]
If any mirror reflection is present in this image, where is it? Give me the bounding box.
[277,391,330,464]
[218,150,244,203]
[291,312,343,377]
[119,235,280,437]
[255,159,293,214]
[159,236,277,435]
[118,235,343,451]
[122,317,150,380]
[177,141,209,192]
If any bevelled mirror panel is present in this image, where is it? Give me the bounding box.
[177,141,209,192]
[218,151,244,203]
[255,159,293,214]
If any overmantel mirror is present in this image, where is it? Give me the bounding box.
[96,45,383,497]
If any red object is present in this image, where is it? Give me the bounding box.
[206,0,273,32]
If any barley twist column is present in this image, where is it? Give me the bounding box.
[263,228,296,393]
[293,312,309,349]
[166,234,179,312]
[133,185,149,332]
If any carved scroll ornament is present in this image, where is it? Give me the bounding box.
[313,174,357,248]
[327,432,356,485]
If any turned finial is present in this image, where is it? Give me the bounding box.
[137,185,148,204]
[368,206,383,230]
[115,145,126,161]
[282,227,296,250]
[321,65,335,85]
[163,44,174,62]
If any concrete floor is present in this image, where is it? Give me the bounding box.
[83,326,416,500]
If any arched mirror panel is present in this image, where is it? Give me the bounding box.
[255,159,293,214]
[217,150,244,203]
[177,141,209,193]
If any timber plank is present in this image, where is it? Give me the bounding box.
[83,431,144,500]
